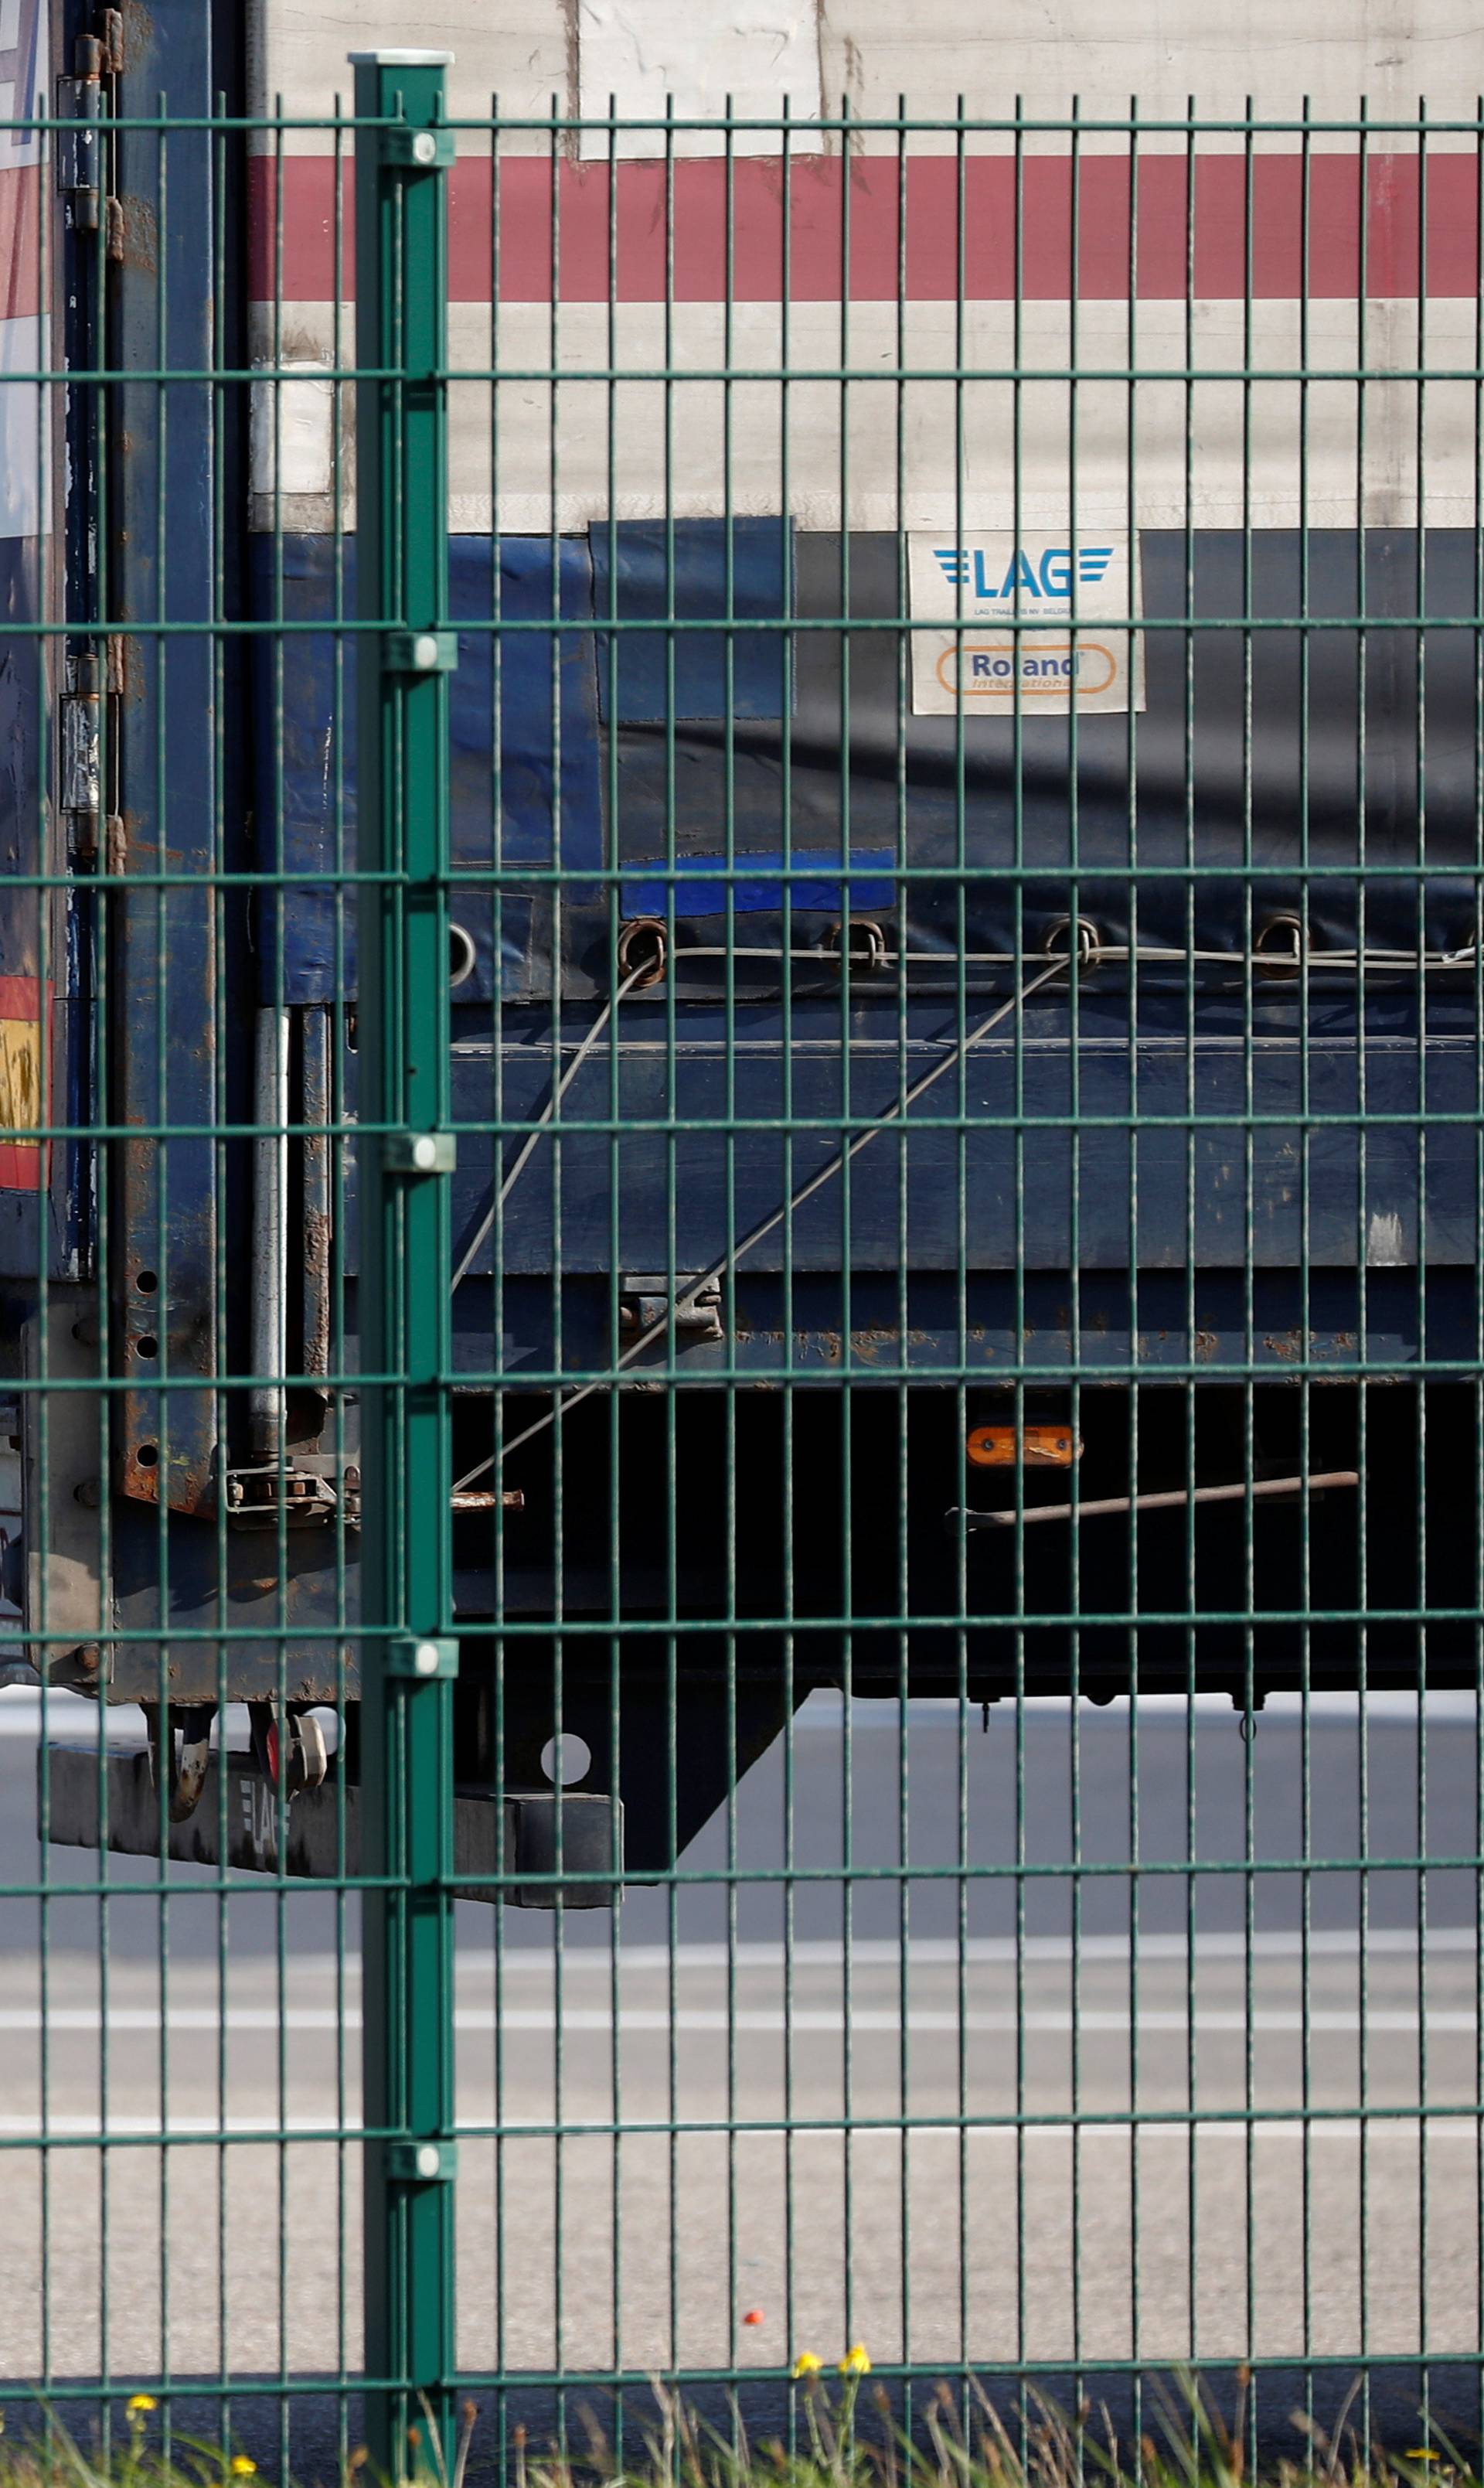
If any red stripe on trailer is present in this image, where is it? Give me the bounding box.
[0,165,43,322]
[250,149,1479,304]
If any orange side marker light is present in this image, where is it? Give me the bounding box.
[966,1425,1080,1470]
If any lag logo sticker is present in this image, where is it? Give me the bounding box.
[908,530,1143,717]
[931,544,1115,598]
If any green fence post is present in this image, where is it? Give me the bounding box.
[351,46,458,2479]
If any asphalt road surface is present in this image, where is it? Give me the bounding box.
[2,1690,1482,2471]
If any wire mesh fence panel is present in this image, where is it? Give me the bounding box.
[3,31,1484,2471]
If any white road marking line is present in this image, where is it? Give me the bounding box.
[0,2113,1474,2142]
[4,1927,1469,1979]
[0,2007,1473,2033]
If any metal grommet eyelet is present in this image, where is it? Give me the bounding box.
[822,918,888,973]
[616,917,668,989]
[1042,915,1102,973]
[448,922,476,989]
[1255,912,1304,980]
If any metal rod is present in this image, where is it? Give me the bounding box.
[953,1471,1361,1530]
[248,1003,289,1457]
[300,1004,331,1385]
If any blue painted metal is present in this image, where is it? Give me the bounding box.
[109,17,222,1513]
[454,1266,1479,1382]
[0,0,83,1288]
[441,993,1480,1276]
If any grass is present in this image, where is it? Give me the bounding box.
[0,2376,1472,2488]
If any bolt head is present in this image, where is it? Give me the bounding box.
[414,1639,441,1677]
[411,631,440,670]
[410,1133,438,1171]
[415,2142,440,2179]
[410,129,437,165]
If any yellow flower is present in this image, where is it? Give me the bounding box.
[127,2398,157,2416]
[230,2462,257,2476]
[839,2345,872,2376]
[791,2353,822,2378]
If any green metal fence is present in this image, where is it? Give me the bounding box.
[5,56,1484,2476]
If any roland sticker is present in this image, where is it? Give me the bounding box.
[908,530,1144,717]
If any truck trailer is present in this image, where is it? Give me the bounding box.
[2,0,1482,1897]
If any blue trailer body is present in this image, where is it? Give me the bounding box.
[5,0,1484,1883]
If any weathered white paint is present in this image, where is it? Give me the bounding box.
[249,295,1484,533]
[249,361,338,501]
[244,0,1484,158]
[247,0,571,153]
[0,314,46,540]
[576,0,823,157]
[819,0,1482,153]
[0,0,43,171]
[1367,1210,1408,1266]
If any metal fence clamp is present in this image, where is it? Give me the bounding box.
[383,1131,458,1177]
[386,1635,460,1682]
[383,629,459,675]
[386,2141,461,2184]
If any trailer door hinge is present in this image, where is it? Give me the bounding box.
[60,681,100,819]
[619,1273,724,1344]
[57,23,124,237]
[63,649,122,861]
[55,74,100,213]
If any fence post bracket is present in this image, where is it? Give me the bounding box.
[386,2140,460,2184]
[386,1634,460,1681]
[383,1130,458,1176]
[378,126,456,171]
[383,628,458,674]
